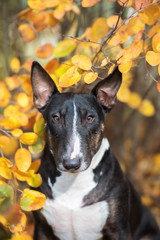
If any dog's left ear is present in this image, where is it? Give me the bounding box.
[31,61,58,110]
[92,67,122,111]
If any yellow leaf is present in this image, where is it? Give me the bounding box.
[127,16,145,36]
[11,231,33,240]
[138,99,155,117]
[84,72,98,84]
[5,75,20,91]
[17,93,29,108]
[145,51,160,66]
[15,148,31,172]
[152,33,160,53]
[82,0,100,7]
[108,64,115,75]
[0,136,10,148]
[117,86,131,103]
[53,39,76,58]
[0,157,13,168]
[100,57,110,67]
[139,4,160,25]
[76,42,92,59]
[107,15,122,28]
[91,18,109,41]
[148,22,160,38]
[19,132,38,145]
[29,159,41,173]
[10,58,20,73]
[12,167,31,182]
[118,60,132,73]
[0,137,18,156]
[20,188,46,211]
[11,129,23,138]
[59,66,81,87]
[0,82,11,107]
[0,158,12,180]
[33,117,45,137]
[117,0,133,7]
[72,54,92,70]
[109,25,128,46]
[127,92,141,109]
[27,171,42,188]
[36,43,54,59]
[18,23,36,42]
[10,210,26,234]
[28,0,46,10]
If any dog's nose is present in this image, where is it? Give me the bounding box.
[62,158,81,171]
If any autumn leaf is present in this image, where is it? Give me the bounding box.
[0,82,11,107]
[0,158,12,180]
[19,132,38,145]
[59,66,81,87]
[17,93,29,108]
[20,189,46,211]
[11,129,23,138]
[157,81,160,92]
[45,58,59,74]
[36,43,54,59]
[135,0,153,10]
[9,210,27,234]
[82,0,100,7]
[139,4,160,25]
[0,137,18,156]
[0,183,13,214]
[26,171,42,188]
[15,148,31,172]
[152,33,160,53]
[11,231,33,240]
[53,39,76,58]
[118,60,132,73]
[84,72,98,84]
[5,75,20,91]
[91,18,109,41]
[71,54,92,70]
[33,117,45,137]
[145,51,160,66]
[138,99,155,117]
[29,137,45,155]
[108,64,115,75]
[0,136,10,148]
[18,24,36,42]
[127,16,145,36]
[10,58,21,73]
[107,15,122,28]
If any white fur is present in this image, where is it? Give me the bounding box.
[41,138,110,240]
[70,102,81,160]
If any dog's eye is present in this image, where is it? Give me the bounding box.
[53,115,60,122]
[87,115,94,123]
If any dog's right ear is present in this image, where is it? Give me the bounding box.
[31,61,58,110]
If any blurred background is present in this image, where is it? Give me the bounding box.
[0,0,159,237]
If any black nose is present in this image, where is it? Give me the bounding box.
[62,158,81,171]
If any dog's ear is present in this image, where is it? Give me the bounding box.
[92,67,122,111]
[31,61,58,110]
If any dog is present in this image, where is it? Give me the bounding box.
[31,61,160,240]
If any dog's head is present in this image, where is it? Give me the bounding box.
[31,61,122,173]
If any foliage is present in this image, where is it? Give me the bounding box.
[0,0,160,238]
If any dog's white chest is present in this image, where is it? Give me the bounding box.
[41,139,110,240]
[41,172,109,240]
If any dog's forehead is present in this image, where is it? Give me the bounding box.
[47,92,100,113]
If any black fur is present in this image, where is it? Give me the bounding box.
[31,62,160,240]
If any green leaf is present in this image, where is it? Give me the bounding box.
[53,39,76,58]
[29,137,45,155]
[0,183,13,214]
